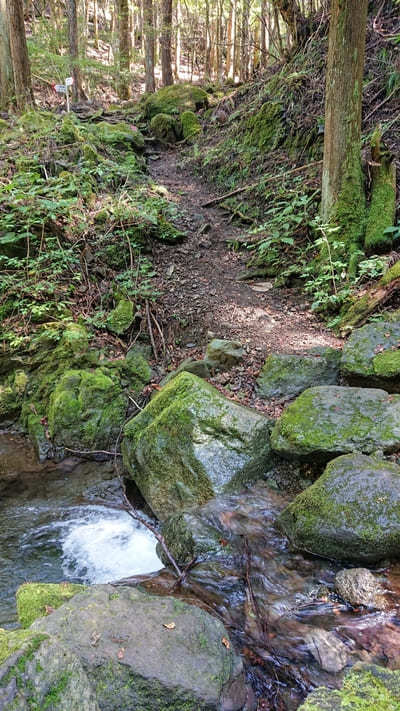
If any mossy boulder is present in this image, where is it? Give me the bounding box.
[181,110,202,139]
[278,453,400,562]
[122,372,272,520]
[48,368,127,451]
[257,348,340,401]
[205,339,244,369]
[150,113,182,143]
[271,386,400,461]
[143,84,208,120]
[96,121,145,151]
[299,663,400,710]
[17,582,85,629]
[341,321,400,392]
[245,101,284,151]
[30,584,247,711]
[106,298,135,335]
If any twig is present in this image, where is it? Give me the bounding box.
[364,86,399,123]
[150,310,166,358]
[171,556,199,589]
[244,537,268,642]
[64,446,122,457]
[127,394,143,411]
[201,161,323,208]
[145,300,158,360]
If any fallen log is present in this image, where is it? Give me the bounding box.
[340,261,400,335]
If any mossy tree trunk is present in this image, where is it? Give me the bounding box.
[321,0,368,261]
[272,0,309,47]
[160,0,173,86]
[364,126,396,254]
[143,0,155,92]
[6,0,34,110]
[116,0,131,98]
[0,0,14,109]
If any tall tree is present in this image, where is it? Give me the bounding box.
[160,0,173,85]
[321,0,368,257]
[6,0,34,110]
[240,0,250,81]
[67,0,84,101]
[143,0,155,91]
[116,0,131,98]
[0,0,14,108]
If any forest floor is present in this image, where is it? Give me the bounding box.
[149,147,342,415]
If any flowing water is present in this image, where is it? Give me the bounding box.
[1,432,400,709]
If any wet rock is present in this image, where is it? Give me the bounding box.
[334,568,387,610]
[17,582,85,629]
[341,320,400,392]
[106,298,135,335]
[271,386,400,461]
[299,663,400,710]
[305,628,349,673]
[122,372,272,519]
[278,453,400,563]
[29,584,247,711]
[257,348,340,401]
[206,339,244,370]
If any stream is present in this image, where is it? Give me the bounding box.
[1,431,400,709]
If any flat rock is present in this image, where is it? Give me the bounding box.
[205,339,244,370]
[334,568,387,610]
[341,321,400,392]
[257,348,340,401]
[122,372,272,520]
[278,453,400,563]
[271,386,400,461]
[305,628,349,673]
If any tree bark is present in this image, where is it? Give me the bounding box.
[6,0,34,110]
[116,0,131,98]
[160,0,173,85]
[0,0,14,108]
[67,0,84,101]
[321,0,368,255]
[272,0,309,46]
[204,0,211,79]
[174,0,181,80]
[240,0,249,81]
[143,0,155,92]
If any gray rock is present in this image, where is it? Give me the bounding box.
[271,386,400,461]
[341,321,400,392]
[257,348,340,401]
[334,568,387,610]
[122,372,272,520]
[161,358,211,386]
[31,585,246,711]
[278,453,400,563]
[206,339,244,370]
[305,628,349,673]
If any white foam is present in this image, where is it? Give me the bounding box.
[61,506,162,583]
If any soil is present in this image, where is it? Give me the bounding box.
[148,146,342,415]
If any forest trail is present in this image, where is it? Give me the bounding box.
[150,148,342,372]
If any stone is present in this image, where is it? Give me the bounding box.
[271,386,400,461]
[122,372,272,520]
[305,628,349,673]
[299,663,400,710]
[29,584,247,711]
[150,113,182,143]
[143,84,208,120]
[206,339,244,370]
[181,110,202,139]
[341,320,400,392]
[334,568,387,610]
[17,582,85,628]
[48,368,127,451]
[257,348,340,401]
[96,121,145,151]
[278,453,400,563]
[106,298,135,335]
[160,358,211,386]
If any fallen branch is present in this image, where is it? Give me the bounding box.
[201,160,323,208]
[145,299,158,360]
[340,269,400,335]
[64,446,122,457]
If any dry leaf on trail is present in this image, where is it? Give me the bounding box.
[117,648,125,659]
[44,605,55,615]
[163,622,176,630]
[249,282,274,292]
[222,637,230,649]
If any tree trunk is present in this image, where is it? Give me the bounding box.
[240,0,249,81]
[6,0,34,110]
[160,0,173,85]
[272,0,309,46]
[116,0,131,98]
[364,127,397,254]
[0,0,14,108]
[321,0,368,257]
[205,0,211,79]
[260,0,267,67]
[67,0,84,101]
[174,0,181,80]
[143,0,155,92]
[93,0,99,48]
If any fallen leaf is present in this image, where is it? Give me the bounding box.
[163,622,176,630]
[222,637,230,649]
[44,605,55,616]
[117,648,125,659]
[90,631,101,647]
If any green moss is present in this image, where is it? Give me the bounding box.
[181,111,202,140]
[107,299,135,335]
[96,121,145,151]
[331,157,366,262]
[150,113,182,143]
[59,115,84,144]
[381,260,400,285]
[16,582,85,629]
[143,84,208,120]
[245,101,284,151]
[373,349,400,378]
[364,128,396,255]
[0,627,48,665]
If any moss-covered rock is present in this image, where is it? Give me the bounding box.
[122,372,272,520]
[106,298,135,335]
[0,627,43,664]
[150,113,182,143]
[299,663,400,710]
[278,453,400,562]
[341,321,400,392]
[245,101,284,151]
[271,385,400,461]
[257,348,340,401]
[181,110,202,139]
[143,84,208,120]
[96,121,145,151]
[48,368,127,451]
[205,339,244,369]
[17,582,85,629]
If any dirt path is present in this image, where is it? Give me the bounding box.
[149,148,342,406]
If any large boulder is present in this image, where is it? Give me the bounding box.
[271,386,400,461]
[143,84,208,120]
[20,584,246,711]
[122,372,272,520]
[299,663,400,710]
[257,348,340,401]
[278,453,400,563]
[341,320,400,392]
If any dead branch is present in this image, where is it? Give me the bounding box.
[145,299,158,360]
